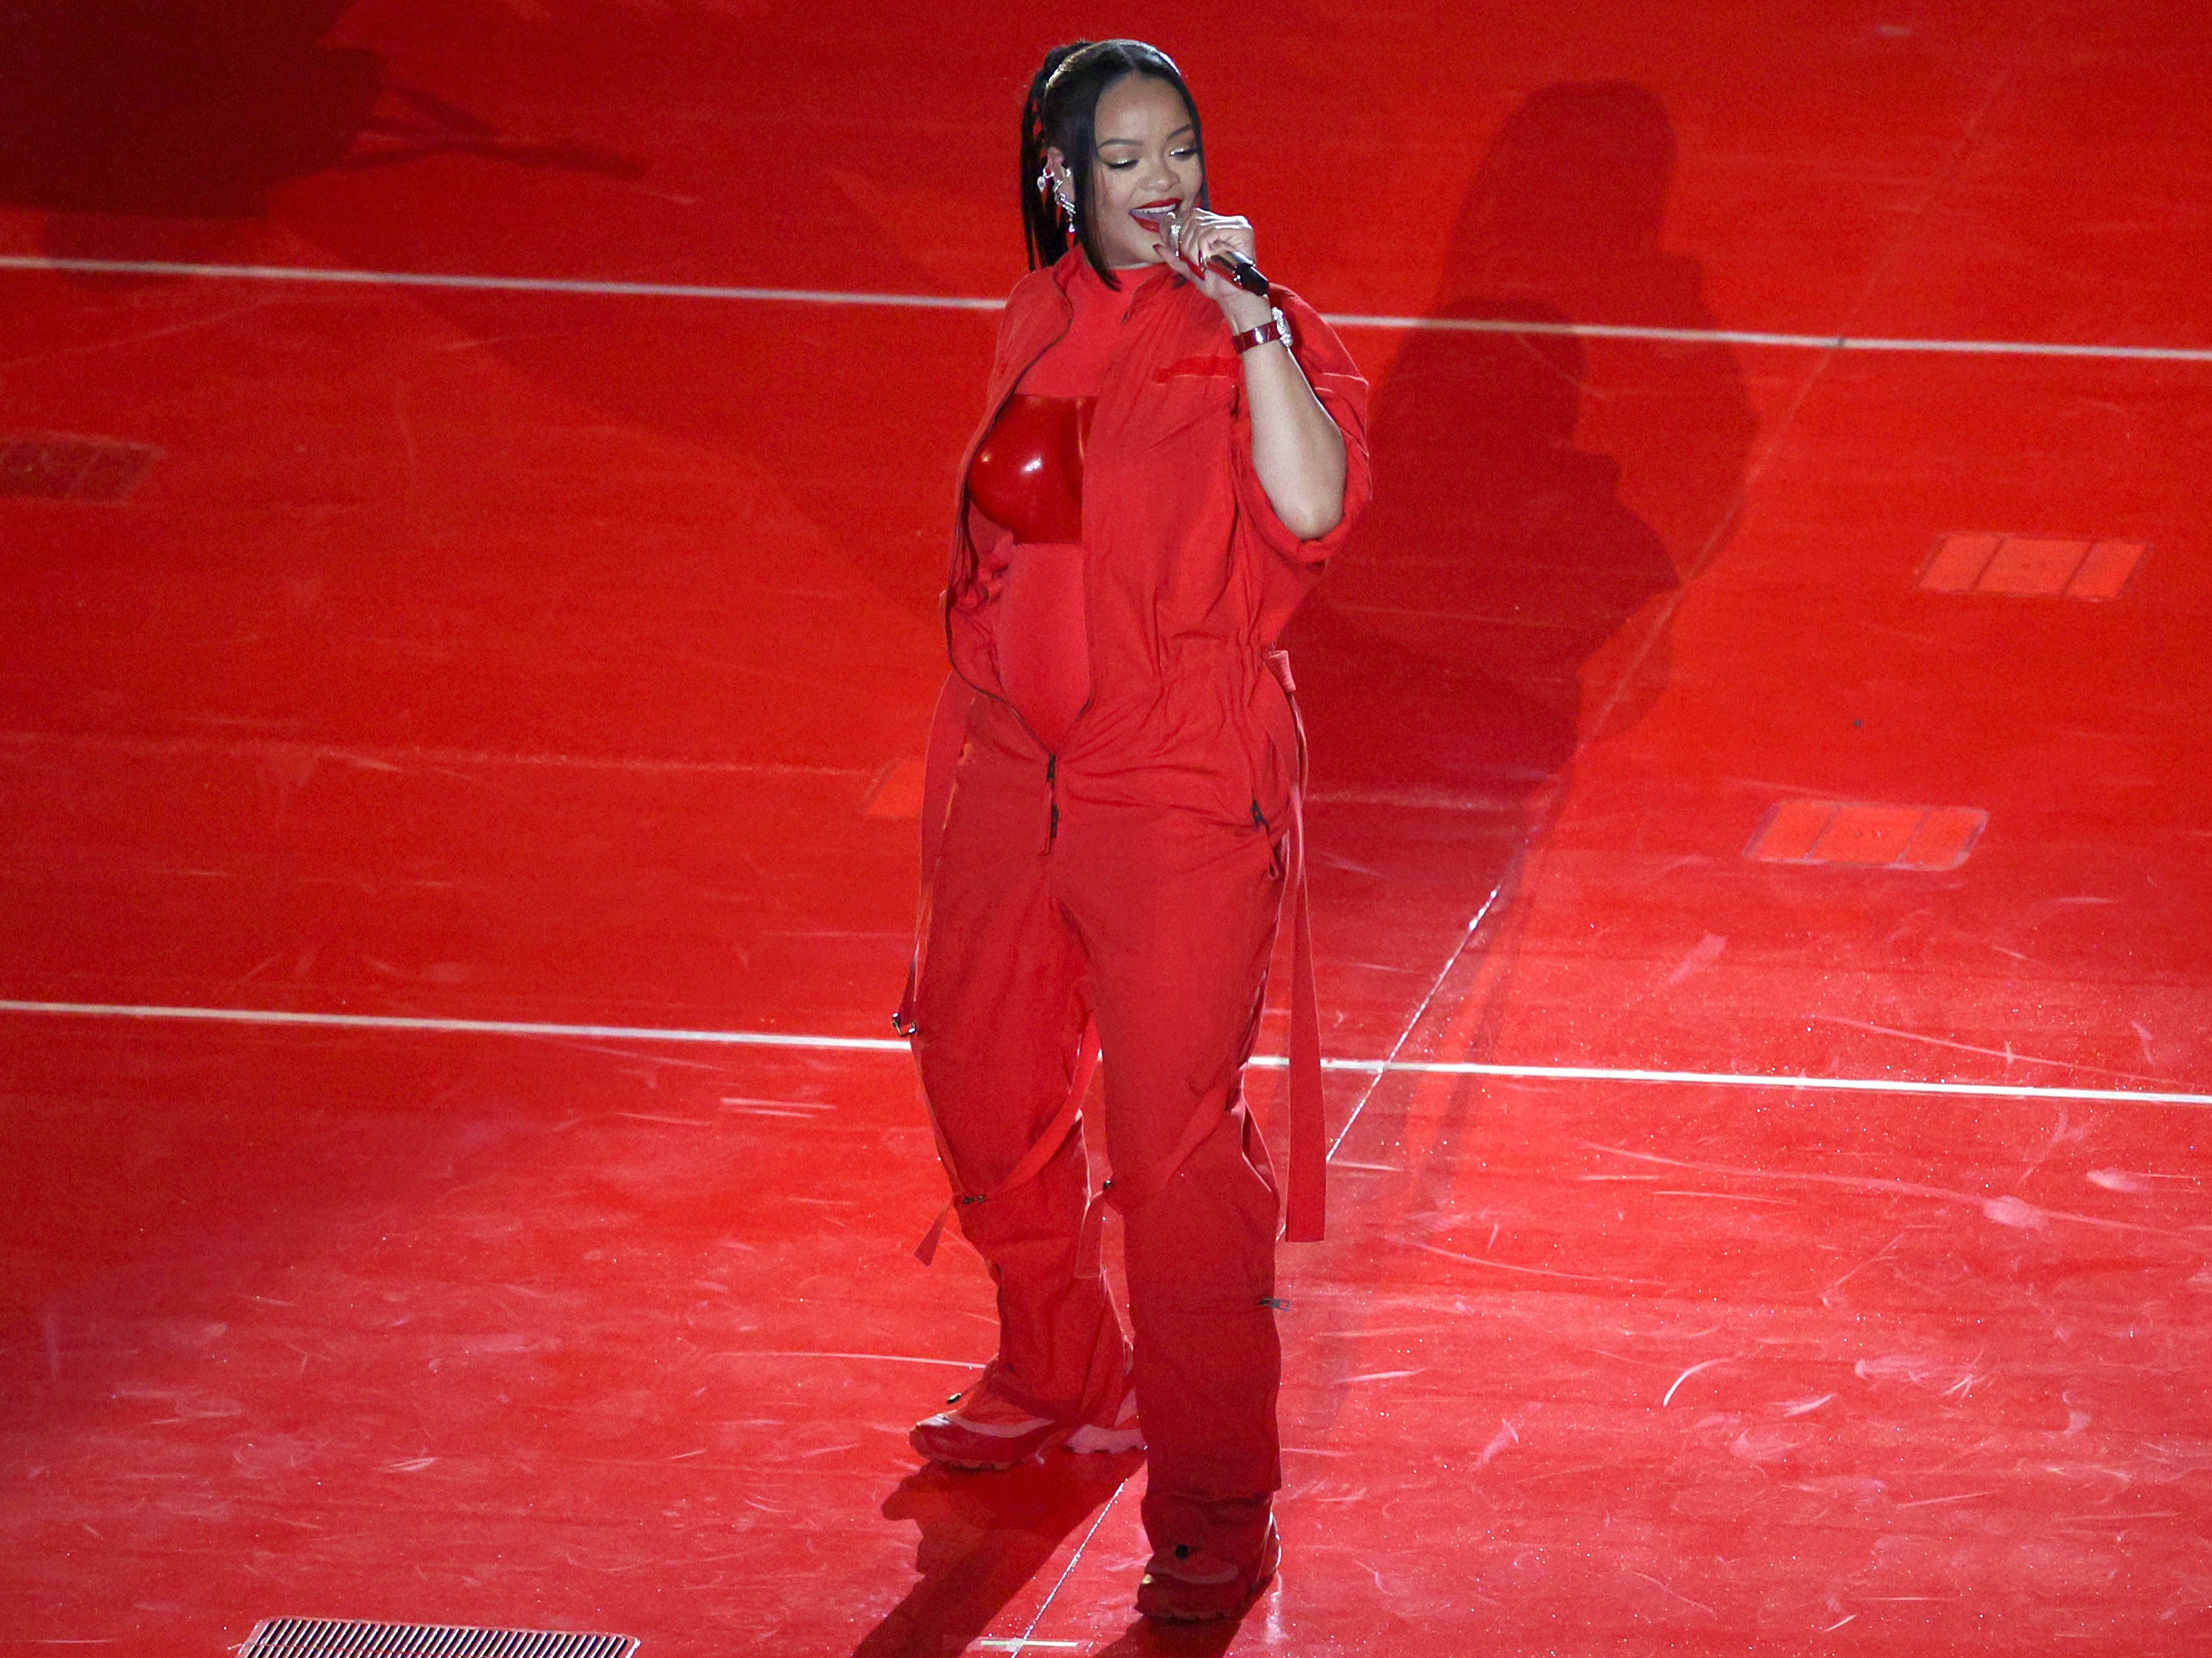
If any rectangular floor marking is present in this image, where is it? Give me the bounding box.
[7,255,2212,364]
[1748,800,1987,870]
[1921,532,2149,598]
[0,434,160,501]
[2,1000,2204,1108]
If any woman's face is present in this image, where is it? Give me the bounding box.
[1050,73,1203,270]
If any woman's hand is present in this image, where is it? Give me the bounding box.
[1149,207,1347,540]
[1151,209,1274,327]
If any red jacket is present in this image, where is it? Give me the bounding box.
[945,254,1373,824]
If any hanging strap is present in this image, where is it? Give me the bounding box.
[893,671,976,1040]
[1271,648,1326,1243]
[916,1018,1100,1265]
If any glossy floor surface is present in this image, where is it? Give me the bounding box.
[4,3,2210,1654]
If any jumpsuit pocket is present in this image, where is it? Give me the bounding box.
[1154,354,1240,382]
[1135,372,1237,452]
[1157,641,1271,831]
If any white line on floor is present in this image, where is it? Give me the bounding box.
[1331,314,2212,363]
[3,998,2207,1108]
[0,999,910,1050]
[0,255,1005,312]
[7,254,2212,363]
[1259,1055,2212,1108]
[0,728,867,779]
[716,1350,974,1370]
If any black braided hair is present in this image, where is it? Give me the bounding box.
[1019,38,1210,289]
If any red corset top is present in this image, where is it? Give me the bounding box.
[969,393,1097,544]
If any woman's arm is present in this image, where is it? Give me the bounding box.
[1161,212,1348,541]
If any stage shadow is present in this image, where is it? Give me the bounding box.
[1288,76,1755,793]
[1280,77,1756,1011]
[853,1452,1143,1658]
[0,1,639,268]
[2,5,1032,627]
[1281,84,1759,1446]
[1085,1614,1245,1656]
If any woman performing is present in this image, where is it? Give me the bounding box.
[896,38,1371,1621]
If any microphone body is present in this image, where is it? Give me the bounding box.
[1210,251,1271,298]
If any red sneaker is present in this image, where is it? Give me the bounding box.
[1135,1519,1281,1622]
[910,1365,1141,1471]
[1062,1385,1142,1455]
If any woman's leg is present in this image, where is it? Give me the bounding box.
[1057,804,1285,1571]
[910,703,1129,1434]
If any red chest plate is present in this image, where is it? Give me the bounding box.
[969,394,1096,544]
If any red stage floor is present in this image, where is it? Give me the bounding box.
[3,3,2209,1653]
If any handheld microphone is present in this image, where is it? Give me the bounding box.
[1134,206,1271,298]
[1210,252,1271,298]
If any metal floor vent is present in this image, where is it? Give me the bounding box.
[239,1618,638,1658]
[0,435,159,502]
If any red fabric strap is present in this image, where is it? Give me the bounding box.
[1075,1179,1111,1281]
[1271,650,1327,1242]
[1094,1096,1257,1222]
[894,672,976,1038]
[917,1019,1100,1265]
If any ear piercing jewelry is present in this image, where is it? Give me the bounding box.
[1036,166,1076,222]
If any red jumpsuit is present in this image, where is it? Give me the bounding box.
[904,250,1372,1571]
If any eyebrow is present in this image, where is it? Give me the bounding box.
[1097,125,1197,149]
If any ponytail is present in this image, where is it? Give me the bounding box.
[1019,41,1091,273]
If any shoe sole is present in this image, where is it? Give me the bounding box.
[910,1426,1041,1470]
[919,1430,1141,1472]
[914,1403,1142,1471]
[1137,1532,1282,1623]
[1137,1569,1276,1623]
